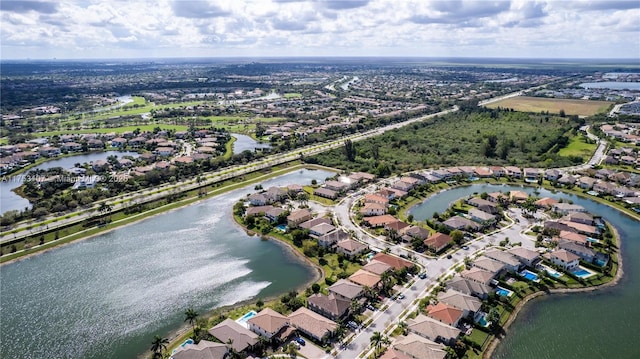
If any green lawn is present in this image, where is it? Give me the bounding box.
[284,93,303,98]
[558,134,597,157]
[35,124,190,137]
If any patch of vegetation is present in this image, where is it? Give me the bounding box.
[485,96,612,116]
[308,108,581,175]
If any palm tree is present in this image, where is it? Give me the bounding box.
[398,321,408,335]
[184,307,199,331]
[150,335,169,358]
[350,299,363,315]
[370,331,386,351]
[285,342,298,357]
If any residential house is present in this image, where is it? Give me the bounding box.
[362,260,393,276]
[360,202,387,216]
[552,203,587,214]
[558,174,577,185]
[489,166,506,177]
[287,209,313,228]
[385,220,411,234]
[507,247,540,267]
[461,267,496,285]
[377,188,396,200]
[558,240,596,262]
[265,187,287,203]
[534,197,559,209]
[423,233,452,254]
[364,193,390,206]
[445,277,491,299]
[248,193,268,206]
[472,257,506,275]
[442,216,481,231]
[328,279,363,301]
[509,191,529,203]
[558,230,589,246]
[207,319,258,353]
[300,217,332,230]
[38,146,61,157]
[87,139,104,149]
[336,239,368,258]
[467,197,500,214]
[348,269,381,289]
[594,181,616,195]
[524,168,542,182]
[577,176,597,190]
[364,214,399,228]
[393,334,447,359]
[309,223,336,238]
[314,187,338,200]
[60,142,82,152]
[287,307,337,343]
[436,289,482,317]
[245,205,273,217]
[545,169,561,181]
[318,229,349,248]
[425,302,464,327]
[404,226,430,241]
[431,169,452,180]
[548,249,580,270]
[483,249,522,272]
[172,340,228,359]
[247,308,289,339]
[467,208,496,226]
[558,220,599,237]
[325,180,349,192]
[264,207,286,222]
[474,167,493,178]
[307,293,350,321]
[407,314,461,346]
[371,252,415,271]
[504,166,522,178]
[391,179,414,192]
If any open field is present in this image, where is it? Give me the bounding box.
[284,93,303,98]
[558,134,597,158]
[485,96,612,116]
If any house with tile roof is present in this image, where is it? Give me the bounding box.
[372,252,415,270]
[407,314,461,345]
[172,340,228,359]
[362,260,393,276]
[336,238,368,258]
[208,319,258,353]
[307,293,350,321]
[507,247,540,267]
[445,277,491,299]
[287,307,337,343]
[461,267,497,285]
[437,289,482,317]
[548,249,580,270]
[393,333,447,359]
[348,269,381,288]
[425,302,464,327]
[247,308,289,339]
[423,233,452,254]
[328,279,363,301]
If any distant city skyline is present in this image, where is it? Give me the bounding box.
[1,0,639,60]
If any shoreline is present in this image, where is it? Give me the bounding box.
[0,163,338,265]
[483,224,625,358]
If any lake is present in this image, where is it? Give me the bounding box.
[0,168,333,359]
[409,184,640,359]
[232,133,272,154]
[0,151,140,215]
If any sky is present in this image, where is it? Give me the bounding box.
[1,0,639,60]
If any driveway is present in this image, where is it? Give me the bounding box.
[296,339,328,359]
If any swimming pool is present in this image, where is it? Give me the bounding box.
[519,270,540,282]
[236,310,258,327]
[276,224,288,232]
[572,266,596,279]
[586,237,600,244]
[495,286,513,297]
[477,314,489,327]
[171,339,194,355]
[541,265,562,278]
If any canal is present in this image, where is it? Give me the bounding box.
[410,183,640,358]
[0,168,333,359]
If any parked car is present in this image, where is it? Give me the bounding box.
[296,337,306,346]
[398,294,405,300]
[418,272,427,279]
[462,245,469,250]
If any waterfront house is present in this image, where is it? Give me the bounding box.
[328,279,363,301]
[504,166,522,178]
[507,247,540,267]
[287,209,313,228]
[300,217,332,230]
[437,289,482,317]
[558,230,589,246]
[172,340,228,359]
[524,168,542,182]
[38,146,61,157]
[336,239,368,258]
[489,166,506,177]
[548,250,580,271]
[423,232,452,254]
[309,223,336,238]
[364,193,390,206]
[287,307,337,343]
[247,308,289,339]
[534,197,559,209]
[425,302,464,327]
[467,197,500,214]
[558,240,596,262]
[392,333,447,359]
[578,176,597,189]
[545,169,561,181]
[407,314,461,346]
[558,220,599,237]
[467,208,496,226]
[111,137,127,148]
[445,277,491,299]
[245,205,273,217]
[264,207,286,222]
[318,229,349,248]
[307,293,350,321]
[552,203,587,214]
[60,142,82,152]
[443,216,481,232]
[265,187,287,203]
[208,319,258,353]
[314,187,338,200]
[509,191,529,203]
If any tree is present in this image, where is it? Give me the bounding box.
[450,230,464,245]
[488,307,501,332]
[150,335,169,358]
[370,331,389,351]
[311,283,321,293]
[184,307,199,331]
[398,321,408,335]
[344,139,356,161]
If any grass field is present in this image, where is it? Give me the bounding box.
[485,96,612,116]
[558,134,597,157]
[284,93,303,98]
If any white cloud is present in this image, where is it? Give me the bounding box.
[0,0,638,59]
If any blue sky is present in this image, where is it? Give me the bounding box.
[1,0,639,59]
